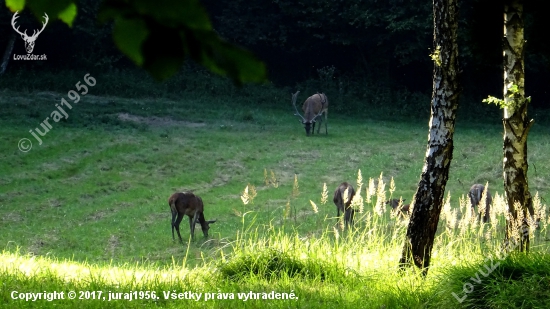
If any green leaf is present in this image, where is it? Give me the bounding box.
[112,17,149,66]
[57,2,77,27]
[131,0,212,30]
[141,25,185,81]
[5,0,77,27]
[483,96,502,105]
[26,0,76,27]
[207,41,267,85]
[5,0,25,12]
[183,30,267,85]
[98,0,267,84]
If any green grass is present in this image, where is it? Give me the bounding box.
[1,73,550,308]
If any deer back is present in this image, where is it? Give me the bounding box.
[468,184,492,208]
[302,93,328,122]
[168,192,203,217]
[333,182,356,211]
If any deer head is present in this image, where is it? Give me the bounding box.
[12,11,49,54]
[386,198,410,218]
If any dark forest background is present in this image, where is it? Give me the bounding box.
[1,0,549,121]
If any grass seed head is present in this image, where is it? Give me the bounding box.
[292,174,300,197]
[241,185,250,205]
[310,200,319,214]
[321,183,328,205]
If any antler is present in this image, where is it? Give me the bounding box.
[292,91,305,122]
[32,13,49,39]
[11,11,49,39]
[11,11,26,37]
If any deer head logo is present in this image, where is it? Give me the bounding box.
[11,11,49,54]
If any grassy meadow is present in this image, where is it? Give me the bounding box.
[1,70,550,308]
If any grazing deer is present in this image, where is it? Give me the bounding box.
[168,192,216,242]
[386,199,411,218]
[292,91,328,136]
[468,184,492,223]
[333,182,356,229]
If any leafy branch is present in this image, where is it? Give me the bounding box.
[482,83,531,109]
[4,0,267,84]
[429,45,441,67]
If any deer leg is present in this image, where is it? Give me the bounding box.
[174,213,184,243]
[324,111,328,135]
[171,209,178,241]
[190,211,199,240]
[189,216,195,241]
[344,208,352,229]
[344,208,353,228]
[486,204,491,223]
[316,118,321,134]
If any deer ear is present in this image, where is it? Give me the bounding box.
[207,220,217,224]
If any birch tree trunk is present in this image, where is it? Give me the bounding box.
[399,0,460,275]
[502,0,534,252]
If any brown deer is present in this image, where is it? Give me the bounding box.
[292,91,328,136]
[468,184,492,223]
[168,192,216,242]
[333,182,356,229]
[385,199,411,218]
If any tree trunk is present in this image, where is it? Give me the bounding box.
[399,0,460,275]
[502,0,534,252]
[0,33,16,76]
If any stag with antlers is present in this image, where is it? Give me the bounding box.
[292,91,328,136]
[11,11,49,54]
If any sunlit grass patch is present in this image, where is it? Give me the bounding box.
[431,252,550,309]
[0,249,206,288]
[218,245,345,282]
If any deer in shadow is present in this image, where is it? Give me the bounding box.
[386,199,411,219]
[168,192,216,242]
[333,182,356,229]
[292,91,328,136]
[468,184,492,223]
